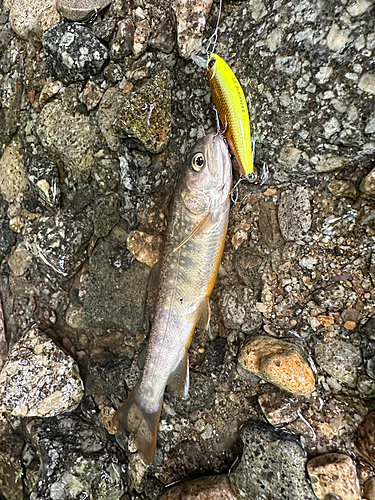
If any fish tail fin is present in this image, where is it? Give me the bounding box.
[112,385,163,465]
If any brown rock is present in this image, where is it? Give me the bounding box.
[307,453,360,500]
[83,81,103,111]
[258,387,300,426]
[356,412,375,467]
[364,477,375,500]
[238,335,315,396]
[158,475,236,500]
[127,231,163,268]
[316,315,334,327]
[328,180,358,198]
[361,168,375,196]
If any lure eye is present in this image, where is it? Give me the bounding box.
[191,152,205,171]
[208,58,216,69]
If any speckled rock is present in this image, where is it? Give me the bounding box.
[360,168,375,196]
[238,335,315,396]
[127,230,163,267]
[307,453,360,500]
[116,69,171,153]
[133,18,151,57]
[278,186,311,241]
[0,416,24,500]
[27,414,125,500]
[315,338,362,388]
[24,153,60,207]
[43,23,108,84]
[258,387,300,426]
[25,210,93,278]
[220,285,263,333]
[0,138,28,203]
[8,0,60,40]
[56,0,111,21]
[110,17,134,60]
[230,421,317,500]
[356,412,375,467]
[0,218,16,264]
[93,193,120,238]
[159,475,236,500]
[328,180,358,198]
[149,10,176,53]
[0,326,84,417]
[172,0,213,59]
[82,80,103,111]
[364,477,375,500]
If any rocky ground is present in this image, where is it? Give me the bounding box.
[0,0,375,498]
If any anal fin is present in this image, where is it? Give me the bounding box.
[167,351,189,399]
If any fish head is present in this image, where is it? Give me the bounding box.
[180,132,232,216]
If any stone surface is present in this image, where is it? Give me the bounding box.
[0,326,84,417]
[0,138,28,203]
[258,387,300,426]
[94,192,120,237]
[239,335,315,396]
[307,453,360,500]
[24,153,60,207]
[133,18,151,57]
[110,17,134,60]
[56,0,111,21]
[82,80,103,111]
[0,416,24,500]
[361,168,375,196]
[0,218,16,264]
[230,421,317,500]
[159,475,236,500]
[7,244,33,276]
[43,23,108,84]
[116,69,171,153]
[364,477,375,500]
[356,412,375,467]
[8,0,60,40]
[127,230,163,267]
[278,186,311,241]
[315,339,362,388]
[364,317,375,340]
[328,180,358,198]
[172,0,213,59]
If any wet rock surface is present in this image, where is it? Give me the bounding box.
[1,0,375,497]
[158,475,236,500]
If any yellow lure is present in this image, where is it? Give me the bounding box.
[207,53,253,178]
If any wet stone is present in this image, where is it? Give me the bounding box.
[239,335,315,396]
[25,210,93,278]
[0,326,84,417]
[24,153,60,207]
[230,421,317,500]
[110,17,134,60]
[43,23,109,84]
[356,412,375,468]
[93,192,120,238]
[278,186,311,241]
[307,453,360,500]
[0,138,28,203]
[315,339,362,388]
[116,69,171,154]
[56,0,112,22]
[159,475,236,500]
[258,387,300,426]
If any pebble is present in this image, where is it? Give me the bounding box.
[9,0,60,40]
[307,453,361,500]
[258,387,300,426]
[358,72,375,95]
[315,339,362,388]
[158,475,236,500]
[360,168,375,196]
[110,18,134,60]
[363,477,375,500]
[238,335,315,396]
[328,180,358,198]
[56,0,112,21]
[0,218,16,265]
[133,18,151,57]
[7,245,33,276]
[356,412,375,467]
[24,153,60,207]
[278,186,311,241]
[0,326,84,417]
[127,231,163,268]
[315,155,346,173]
[82,81,103,111]
[0,138,28,203]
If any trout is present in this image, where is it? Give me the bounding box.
[113,133,232,464]
[207,53,253,178]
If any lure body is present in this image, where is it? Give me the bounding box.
[207,53,253,177]
[113,133,232,464]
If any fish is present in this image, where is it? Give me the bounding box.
[207,53,253,178]
[113,132,232,464]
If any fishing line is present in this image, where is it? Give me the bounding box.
[205,0,223,56]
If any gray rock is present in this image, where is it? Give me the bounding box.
[133,18,151,58]
[92,18,116,42]
[278,186,311,241]
[149,10,176,53]
[110,17,134,60]
[25,210,93,278]
[7,244,33,276]
[93,192,120,237]
[0,326,84,417]
[315,339,362,387]
[258,200,285,248]
[219,285,263,333]
[0,218,16,264]
[85,351,130,400]
[27,414,126,500]
[0,417,24,500]
[83,240,150,333]
[56,0,112,22]
[8,0,60,40]
[230,421,317,500]
[43,23,108,84]
[24,153,60,207]
[91,157,120,194]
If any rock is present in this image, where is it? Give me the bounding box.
[234,246,263,294]
[85,351,130,401]
[127,230,163,267]
[258,387,300,426]
[56,0,112,22]
[0,218,16,264]
[172,0,213,59]
[361,168,375,196]
[230,421,317,500]
[278,186,311,241]
[93,192,120,237]
[8,0,60,40]
[43,23,109,84]
[356,412,375,467]
[357,375,375,398]
[149,11,176,53]
[7,245,33,276]
[98,86,125,151]
[364,477,375,500]
[82,80,103,111]
[159,475,236,500]
[110,17,134,60]
[82,240,150,333]
[328,180,358,198]
[307,453,360,500]
[91,156,120,194]
[24,153,60,207]
[219,286,263,333]
[0,417,24,500]
[25,210,93,278]
[27,415,125,499]
[92,18,116,42]
[258,199,285,249]
[314,339,362,388]
[116,69,171,153]
[133,18,151,57]
[0,138,28,203]
[238,335,315,396]
[358,72,375,95]
[0,326,84,417]
[365,111,375,134]
[38,79,64,108]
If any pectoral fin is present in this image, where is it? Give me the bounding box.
[196,297,211,331]
[167,351,189,399]
[173,213,213,252]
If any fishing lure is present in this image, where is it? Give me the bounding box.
[207,53,253,178]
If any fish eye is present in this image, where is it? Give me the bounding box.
[191,152,205,171]
[208,58,216,69]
